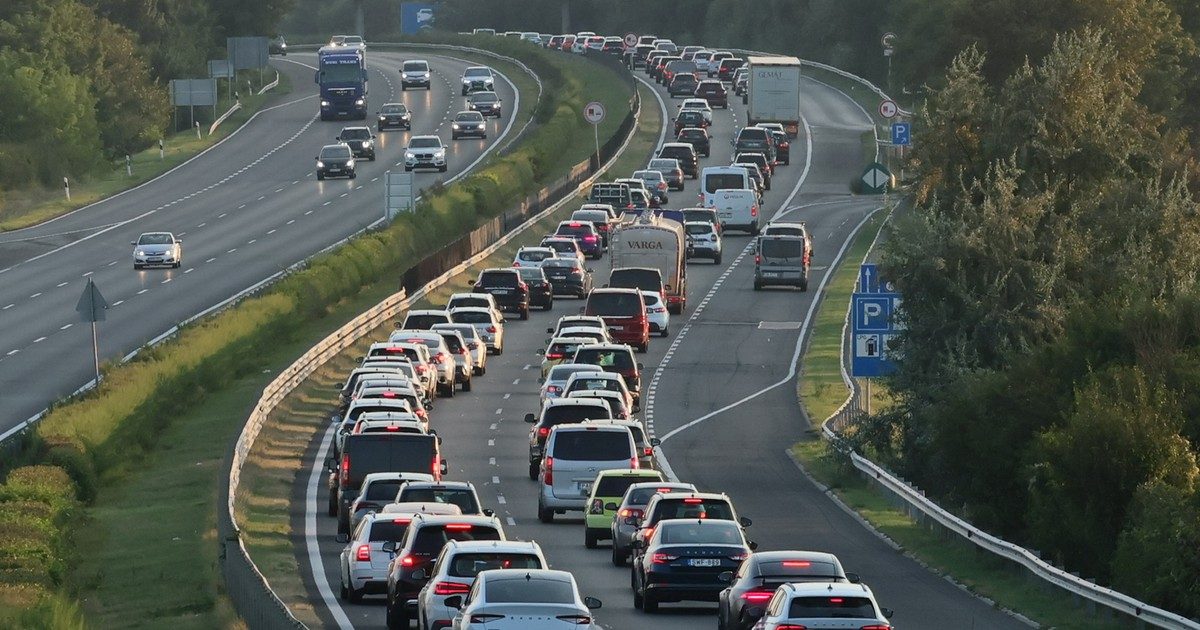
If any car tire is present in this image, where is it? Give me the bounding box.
[327,489,338,517]
[528,462,539,480]
[349,171,357,179]
[133,263,142,270]
[473,365,484,376]
[317,172,324,181]
[520,308,529,321]
[404,166,412,172]
[173,261,182,269]
[462,377,472,392]
[753,280,763,291]
[633,583,644,609]
[751,222,760,236]
[636,341,648,353]
[439,165,447,172]
[482,134,487,139]
[337,509,349,536]
[661,326,669,337]
[714,253,723,265]
[452,133,458,140]
[544,299,553,311]
[401,85,407,91]
[345,582,362,603]
[643,591,659,613]
[611,546,626,566]
[386,599,408,629]
[538,503,554,523]
[495,344,503,355]
[801,277,810,292]
[584,529,599,549]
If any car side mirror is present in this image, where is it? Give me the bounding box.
[604,502,618,511]
[739,516,752,527]
[583,596,602,610]
[175,239,182,244]
[717,570,733,583]
[637,363,644,370]
[335,532,349,543]
[883,608,894,619]
[546,327,555,334]
[382,541,397,553]
[649,437,661,447]
[130,241,136,246]
[443,595,463,609]
[483,508,495,517]
[845,572,861,584]
[335,136,340,141]
[536,349,545,356]
[524,413,536,424]
[748,540,758,550]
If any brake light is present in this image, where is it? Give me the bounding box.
[416,408,426,419]
[340,454,350,486]
[740,590,774,603]
[546,352,564,360]
[385,425,401,431]
[755,255,761,265]
[556,615,592,624]
[683,498,704,504]
[782,560,812,567]
[432,454,441,477]
[618,508,644,518]
[393,518,411,524]
[434,581,470,595]
[858,626,890,630]
[415,365,428,373]
[486,325,497,333]
[729,551,750,561]
[630,457,639,469]
[569,222,582,227]
[455,347,467,355]
[583,235,597,243]
[512,261,521,267]
[356,544,371,562]
[444,523,473,531]
[431,354,445,364]
[775,626,809,630]
[537,427,550,437]
[518,281,528,291]
[829,597,844,604]
[543,456,554,484]
[651,552,677,564]
[751,205,758,217]
[644,446,654,456]
[470,614,505,623]
[400,555,415,567]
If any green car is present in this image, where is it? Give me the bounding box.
[584,468,665,548]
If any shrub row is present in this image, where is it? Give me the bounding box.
[0,35,632,626]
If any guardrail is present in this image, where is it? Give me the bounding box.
[222,56,642,627]
[820,216,1200,628]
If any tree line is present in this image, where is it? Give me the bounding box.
[0,0,293,191]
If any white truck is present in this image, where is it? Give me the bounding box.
[745,56,802,137]
[609,212,688,314]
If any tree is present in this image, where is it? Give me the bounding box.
[1112,480,1200,616]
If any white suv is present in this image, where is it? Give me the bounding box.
[752,582,894,629]
[537,423,638,522]
[416,540,548,629]
[404,135,447,172]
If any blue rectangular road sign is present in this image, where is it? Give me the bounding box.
[851,292,900,377]
[891,121,911,146]
[859,264,880,293]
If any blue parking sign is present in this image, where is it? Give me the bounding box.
[851,292,900,377]
[891,122,911,146]
[853,295,892,332]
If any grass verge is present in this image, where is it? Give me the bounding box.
[0,70,292,233]
[235,82,661,627]
[793,210,1125,629]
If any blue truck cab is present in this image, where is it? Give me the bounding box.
[316,45,368,120]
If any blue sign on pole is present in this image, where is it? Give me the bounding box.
[891,121,911,146]
[859,264,880,293]
[851,292,901,377]
[400,3,435,34]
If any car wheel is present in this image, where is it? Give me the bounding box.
[473,365,484,376]
[439,165,447,172]
[520,308,529,321]
[633,581,644,609]
[714,253,723,265]
[538,503,554,523]
[349,171,357,179]
[495,344,503,356]
[611,546,626,566]
[480,364,488,375]
[584,529,599,549]
[133,263,142,270]
[369,153,376,161]
[462,377,472,392]
[636,341,648,353]
[753,280,763,291]
[337,510,349,536]
[661,326,669,337]
[404,166,412,172]
[544,299,553,311]
[386,599,408,629]
[346,582,362,603]
[327,490,338,517]
[528,462,539,480]
[317,172,324,181]
[801,278,810,292]
[482,134,487,139]
[401,85,407,91]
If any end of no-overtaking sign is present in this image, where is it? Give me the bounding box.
[584,101,606,125]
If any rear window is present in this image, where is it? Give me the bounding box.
[587,292,643,316]
[628,486,689,504]
[705,173,746,194]
[679,129,706,139]
[573,348,635,371]
[684,210,717,222]
[548,365,593,382]
[765,226,805,237]
[479,271,518,287]
[760,239,806,259]
[548,341,583,357]
[738,128,769,142]
[364,480,406,501]
[486,579,575,604]
[368,521,412,542]
[572,211,608,224]
[404,314,447,329]
[543,259,580,271]
[517,268,545,282]
[686,223,712,235]
[543,240,577,254]
[397,488,480,514]
[557,224,593,237]
[609,270,661,292]
[659,522,743,544]
[518,249,554,262]
[788,596,877,618]
[569,377,621,393]
[438,334,464,352]
[448,553,542,578]
[757,560,843,581]
[656,498,735,521]
[550,430,633,460]
[411,525,502,554]
[451,310,492,324]
[449,297,490,309]
[544,404,609,424]
[597,475,651,497]
[660,146,694,159]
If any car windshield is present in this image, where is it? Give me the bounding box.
[403,61,428,72]
[398,487,480,513]
[449,553,541,577]
[543,404,609,423]
[788,597,877,618]
[657,499,734,520]
[486,578,575,604]
[479,271,518,287]
[363,480,406,501]
[137,233,173,245]
[456,113,484,122]
[551,430,631,460]
[321,146,352,159]
[761,239,806,259]
[381,104,407,114]
[660,521,744,545]
[464,68,491,78]
[341,128,370,140]
[574,348,635,370]
[451,310,492,324]
[410,137,441,148]
[519,249,553,262]
[686,223,712,235]
[597,475,649,497]
[472,93,498,103]
[587,292,643,316]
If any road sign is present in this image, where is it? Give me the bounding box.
[584,101,606,125]
[851,291,901,377]
[860,264,881,293]
[624,33,638,48]
[879,99,898,119]
[882,32,897,47]
[384,171,414,220]
[891,121,911,146]
[860,162,892,194]
[76,279,108,323]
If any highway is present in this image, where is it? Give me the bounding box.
[0,50,521,439]
[292,59,1029,629]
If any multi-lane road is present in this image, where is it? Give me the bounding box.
[0,50,521,439]
[293,60,1028,629]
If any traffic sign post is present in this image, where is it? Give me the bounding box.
[852,263,902,409]
[584,101,605,164]
[860,162,892,194]
[75,279,109,385]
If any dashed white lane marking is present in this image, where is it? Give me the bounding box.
[503,393,511,399]
[238,204,246,210]
[161,278,172,284]
[322,201,332,206]
[496,495,507,505]
[274,188,284,193]
[112,300,124,306]
[6,350,17,356]
[60,323,73,330]
[107,260,118,266]
[197,222,206,228]
[247,239,257,245]
[512,379,520,385]
[506,516,516,526]
[292,180,299,185]
[488,438,495,447]
[489,423,497,430]
[136,289,148,295]
[33,337,46,343]
[371,177,379,182]
[494,408,502,415]
[56,282,67,287]
[29,293,41,299]
[267,229,276,235]
[489,457,497,465]
[305,210,314,215]
[287,219,295,225]
[257,195,266,201]
[205,257,216,263]
[219,213,228,218]
[227,248,237,253]
[82,271,93,277]
[338,192,348,198]
[1,305,11,310]
[522,364,531,370]
[184,268,194,274]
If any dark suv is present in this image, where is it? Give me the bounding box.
[628,491,752,558]
[734,127,777,164]
[383,514,505,629]
[472,268,530,320]
[677,127,711,157]
[658,143,699,179]
[695,80,728,108]
[674,110,708,136]
[669,73,699,98]
[337,126,377,161]
[515,267,554,310]
[316,144,356,180]
[555,220,603,259]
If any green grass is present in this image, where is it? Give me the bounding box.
[235,82,662,627]
[0,70,292,233]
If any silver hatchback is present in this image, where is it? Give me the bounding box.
[537,423,638,522]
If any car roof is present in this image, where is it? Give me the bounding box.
[456,110,484,117]
[549,336,593,344]
[546,363,593,377]
[450,292,497,300]
[410,134,440,141]
[661,142,694,150]
[482,266,520,273]
[448,306,493,314]
[549,422,632,434]
[410,513,502,527]
[400,480,476,490]
[407,309,449,316]
[519,246,555,252]
[652,490,731,502]
[479,568,572,583]
[382,502,462,515]
[592,467,657,479]
[544,397,610,408]
[321,143,350,150]
[446,539,542,554]
[362,471,435,484]
[749,550,844,566]
[588,287,642,296]
[576,342,636,352]
[782,581,875,598]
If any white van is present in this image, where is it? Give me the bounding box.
[710,189,760,234]
[700,166,751,207]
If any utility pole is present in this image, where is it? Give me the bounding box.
[355,0,365,40]
[561,0,571,33]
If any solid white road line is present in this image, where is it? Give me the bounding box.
[304,424,354,629]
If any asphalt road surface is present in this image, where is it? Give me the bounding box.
[293,61,1028,630]
[0,50,521,439]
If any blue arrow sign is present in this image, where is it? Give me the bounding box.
[891,122,911,146]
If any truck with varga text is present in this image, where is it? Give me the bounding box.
[745,55,802,137]
[609,212,687,314]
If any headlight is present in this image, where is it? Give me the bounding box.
[280,43,286,49]
[405,151,415,159]
[452,123,460,129]
[363,139,372,147]
[136,250,147,256]
[379,116,386,121]
[347,159,355,167]
[355,99,364,106]
[320,100,330,107]
[316,161,324,168]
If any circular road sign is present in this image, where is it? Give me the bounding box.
[584,101,606,125]
[882,32,897,47]
[624,33,638,48]
[879,99,898,119]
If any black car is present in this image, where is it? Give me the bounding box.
[468,91,503,118]
[376,103,411,131]
[695,80,728,108]
[268,35,287,55]
[734,127,777,164]
[735,152,773,190]
[677,127,711,157]
[658,143,699,179]
[450,111,487,140]
[631,519,754,613]
[472,268,530,319]
[716,551,858,630]
[541,258,593,297]
[316,143,356,180]
[761,127,791,165]
[674,110,708,136]
[668,73,699,98]
[336,126,376,160]
[516,267,554,310]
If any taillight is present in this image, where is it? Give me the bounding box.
[455,347,467,355]
[432,454,441,477]
[751,205,758,217]
[683,498,704,504]
[546,352,564,360]
[729,551,750,561]
[340,454,350,486]
[399,555,415,567]
[755,255,761,265]
[538,427,550,437]
[643,446,654,456]
[517,281,528,291]
[444,523,473,531]
[546,385,562,395]
[618,508,643,519]
[651,552,677,564]
[630,457,639,469]
[775,625,809,630]
[584,235,597,242]
[858,626,890,630]
[556,615,592,624]
[782,560,812,567]
[486,325,497,333]
[356,544,371,562]
[470,614,505,623]
[512,261,521,267]
[543,456,554,484]
[416,408,427,419]
[740,590,774,604]
[434,581,471,595]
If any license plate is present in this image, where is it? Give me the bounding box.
[688,558,721,567]
[762,272,779,278]
[576,481,592,493]
[493,289,510,294]
[717,212,732,219]
[608,326,621,333]
[329,167,341,172]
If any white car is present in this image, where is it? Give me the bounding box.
[685,220,722,263]
[337,498,447,602]
[640,290,670,337]
[539,363,596,407]
[751,582,894,629]
[405,135,446,172]
[460,66,495,95]
[431,322,488,375]
[679,98,713,124]
[562,370,636,413]
[417,541,549,630]
[512,246,558,268]
[448,306,505,354]
[446,569,602,629]
[540,236,584,260]
[446,292,503,320]
[132,232,182,269]
[388,330,458,397]
[538,336,594,379]
[548,315,608,338]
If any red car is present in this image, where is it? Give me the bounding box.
[694,80,728,109]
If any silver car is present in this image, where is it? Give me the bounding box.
[446,569,602,630]
[388,330,458,397]
[539,363,597,407]
[448,306,505,354]
[417,540,548,630]
[537,423,638,522]
[753,581,894,629]
[609,481,696,566]
[432,323,487,375]
[132,232,182,269]
[430,328,474,390]
[338,512,412,602]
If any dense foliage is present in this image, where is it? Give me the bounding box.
[0,0,293,191]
